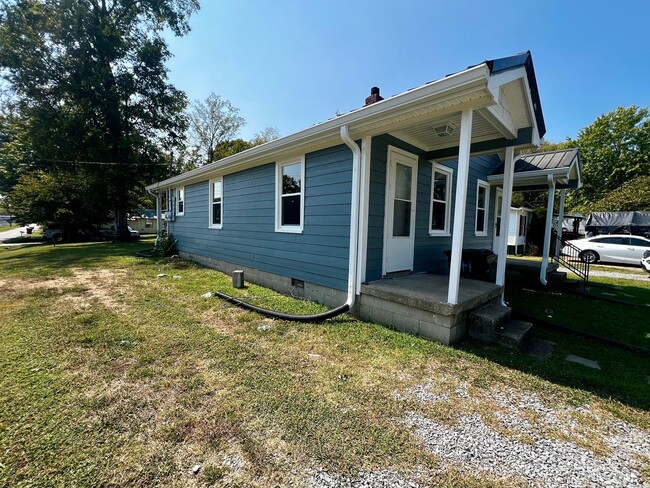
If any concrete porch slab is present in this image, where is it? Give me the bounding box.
[361,273,503,317]
[357,273,503,345]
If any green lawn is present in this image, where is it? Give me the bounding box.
[505,274,650,348]
[1,241,649,486]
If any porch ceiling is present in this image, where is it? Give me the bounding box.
[386,74,538,155]
[389,110,504,152]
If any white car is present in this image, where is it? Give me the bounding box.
[565,234,650,265]
[642,250,650,273]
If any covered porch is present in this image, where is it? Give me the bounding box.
[350,52,547,345]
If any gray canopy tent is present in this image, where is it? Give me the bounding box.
[585,211,650,237]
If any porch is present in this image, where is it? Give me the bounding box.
[356,273,503,344]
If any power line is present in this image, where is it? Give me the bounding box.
[35,158,168,166]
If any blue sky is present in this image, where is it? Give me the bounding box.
[165,0,650,143]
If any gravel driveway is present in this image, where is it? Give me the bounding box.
[311,380,649,487]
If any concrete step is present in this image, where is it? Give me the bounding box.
[495,319,534,350]
[548,271,567,283]
[468,304,512,343]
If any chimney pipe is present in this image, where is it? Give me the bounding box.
[364,86,384,106]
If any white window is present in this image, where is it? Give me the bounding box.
[429,164,453,235]
[209,177,223,229]
[475,180,489,236]
[275,157,305,233]
[176,187,185,216]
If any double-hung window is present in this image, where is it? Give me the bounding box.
[176,187,185,216]
[475,180,489,236]
[276,158,304,233]
[429,164,453,235]
[209,177,223,229]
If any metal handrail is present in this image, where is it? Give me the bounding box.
[551,230,589,289]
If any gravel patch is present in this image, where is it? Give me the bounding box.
[308,469,419,487]
[399,382,650,487]
[559,265,649,282]
[404,412,645,487]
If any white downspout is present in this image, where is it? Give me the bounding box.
[540,174,556,285]
[147,188,162,247]
[340,126,362,308]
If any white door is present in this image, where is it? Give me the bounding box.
[384,147,417,274]
[492,188,503,254]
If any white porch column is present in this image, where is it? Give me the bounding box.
[495,146,515,287]
[447,109,473,305]
[540,175,556,285]
[555,189,566,259]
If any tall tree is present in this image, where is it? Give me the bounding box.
[0,0,199,238]
[211,127,280,161]
[188,93,245,165]
[570,106,650,210]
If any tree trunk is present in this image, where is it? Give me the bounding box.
[114,208,130,241]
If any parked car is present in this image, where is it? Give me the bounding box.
[564,234,650,265]
[642,250,650,273]
[100,225,140,239]
[44,224,139,243]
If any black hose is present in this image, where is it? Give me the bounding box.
[213,290,350,322]
[136,248,156,258]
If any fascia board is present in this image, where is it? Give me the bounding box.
[487,167,570,184]
[487,67,541,144]
[146,64,491,191]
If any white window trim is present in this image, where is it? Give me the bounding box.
[429,163,453,236]
[475,179,489,236]
[208,177,223,229]
[175,186,185,216]
[275,157,305,233]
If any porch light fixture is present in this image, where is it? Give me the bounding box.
[434,122,456,137]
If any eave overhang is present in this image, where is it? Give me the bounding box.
[147,64,493,191]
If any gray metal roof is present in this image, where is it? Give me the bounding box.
[490,148,580,176]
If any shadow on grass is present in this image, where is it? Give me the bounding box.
[460,329,650,412]
[0,239,156,273]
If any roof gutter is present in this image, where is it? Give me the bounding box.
[146,64,490,191]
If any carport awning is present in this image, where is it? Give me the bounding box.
[487,148,581,190]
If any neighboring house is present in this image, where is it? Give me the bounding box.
[129,210,166,235]
[147,51,581,344]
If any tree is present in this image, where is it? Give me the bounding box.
[188,93,245,165]
[570,106,650,210]
[210,128,280,161]
[590,176,650,212]
[250,126,280,146]
[5,170,108,227]
[0,0,198,239]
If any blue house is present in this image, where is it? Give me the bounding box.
[146,51,580,344]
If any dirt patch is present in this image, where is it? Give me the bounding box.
[1,268,129,312]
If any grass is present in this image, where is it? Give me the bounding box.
[505,273,650,348]
[1,241,649,486]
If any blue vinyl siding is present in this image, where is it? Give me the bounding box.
[365,135,501,282]
[170,144,353,290]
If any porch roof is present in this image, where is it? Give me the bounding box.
[487,148,582,191]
